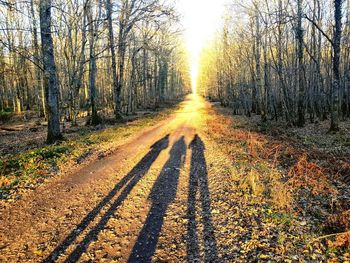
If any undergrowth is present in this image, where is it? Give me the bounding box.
[203,106,350,257]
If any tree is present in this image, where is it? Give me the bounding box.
[296,0,305,127]
[30,0,45,118]
[39,0,63,143]
[197,0,349,131]
[330,0,343,131]
[105,0,123,120]
[87,0,101,125]
[0,0,189,140]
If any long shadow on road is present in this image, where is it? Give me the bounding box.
[187,134,218,262]
[128,136,187,263]
[45,134,170,263]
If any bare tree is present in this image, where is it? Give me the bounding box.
[330,0,343,131]
[296,0,305,127]
[105,0,122,120]
[87,0,101,125]
[198,0,349,132]
[39,0,62,143]
[0,0,189,140]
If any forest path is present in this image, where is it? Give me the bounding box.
[0,95,225,262]
[1,95,334,262]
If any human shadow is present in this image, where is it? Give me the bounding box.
[45,134,170,263]
[187,134,218,262]
[128,136,187,263]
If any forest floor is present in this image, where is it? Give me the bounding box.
[0,95,350,262]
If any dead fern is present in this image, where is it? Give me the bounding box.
[327,231,350,250]
[287,154,337,196]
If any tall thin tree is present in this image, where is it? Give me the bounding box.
[297,0,305,127]
[39,0,62,143]
[330,0,343,131]
[105,0,123,120]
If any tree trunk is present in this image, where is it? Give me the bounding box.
[330,0,343,131]
[30,0,46,118]
[116,32,126,116]
[87,0,100,125]
[39,0,62,143]
[105,0,122,120]
[255,10,262,115]
[261,35,268,122]
[297,0,305,127]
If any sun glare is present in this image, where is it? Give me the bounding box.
[177,0,226,94]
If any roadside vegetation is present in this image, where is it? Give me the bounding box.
[202,104,350,260]
[0,105,178,203]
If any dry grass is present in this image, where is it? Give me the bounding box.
[207,105,350,257]
[239,169,264,196]
[204,105,350,214]
[247,133,265,158]
[270,183,293,211]
[202,107,295,211]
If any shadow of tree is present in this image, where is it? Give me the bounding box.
[45,134,170,263]
[187,134,218,262]
[128,136,187,263]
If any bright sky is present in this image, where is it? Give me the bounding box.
[177,0,226,93]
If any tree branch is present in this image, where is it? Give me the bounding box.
[304,14,334,46]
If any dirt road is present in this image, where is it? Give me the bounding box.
[0,95,225,262]
[0,95,337,262]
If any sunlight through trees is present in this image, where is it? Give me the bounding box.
[197,0,349,131]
